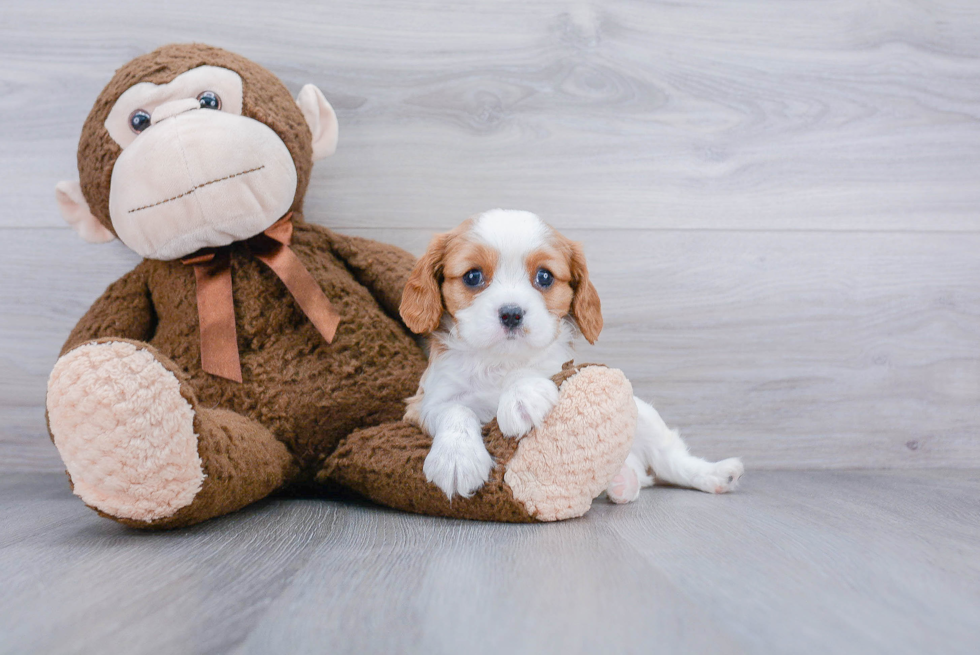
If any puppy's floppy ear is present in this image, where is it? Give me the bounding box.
[400,233,449,334]
[568,240,603,344]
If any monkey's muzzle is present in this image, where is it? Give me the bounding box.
[107,109,298,261]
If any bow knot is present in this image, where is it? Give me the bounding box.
[181,213,340,382]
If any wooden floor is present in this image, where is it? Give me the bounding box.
[1,470,978,655]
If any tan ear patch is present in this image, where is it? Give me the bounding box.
[400,233,450,334]
[550,230,603,344]
[526,246,574,318]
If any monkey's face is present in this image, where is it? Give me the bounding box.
[103,66,297,259]
[56,45,338,261]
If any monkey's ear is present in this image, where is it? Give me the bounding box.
[55,181,115,243]
[296,84,339,161]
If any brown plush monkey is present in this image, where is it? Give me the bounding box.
[46,44,636,529]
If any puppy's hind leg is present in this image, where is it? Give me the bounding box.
[606,453,653,504]
[632,398,743,494]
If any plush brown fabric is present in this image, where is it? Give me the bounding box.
[321,420,534,522]
[63,218,429,473]
[50,44,633,529]
[78,340,299,529]
[316,362,602,523]
[319,363,605,523]
[51,44,547,529]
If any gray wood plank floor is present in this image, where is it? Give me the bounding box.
[2,471,978,655]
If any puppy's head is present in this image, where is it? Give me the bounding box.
[400,209,602,352]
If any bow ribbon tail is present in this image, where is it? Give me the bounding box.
[188,250,243,383]
[181,214,338,384]
[253,244,340,344]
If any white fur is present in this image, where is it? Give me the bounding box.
[453,210,561,354]
[422,404,493,499]
[626,398,744,495]
[417,210,743,500]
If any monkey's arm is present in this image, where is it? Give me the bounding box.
[61,263,156,355]
[316,228,416,321]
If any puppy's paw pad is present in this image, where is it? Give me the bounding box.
[694,457,744,494]
[607,464,640,504]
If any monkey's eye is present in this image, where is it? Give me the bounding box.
[197,91,221,110]
[462,269,484,288]
[128,109,151,134]
[535,268,554,288]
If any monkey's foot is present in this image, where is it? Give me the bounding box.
[504,366,637,521]
[47,341,204,522]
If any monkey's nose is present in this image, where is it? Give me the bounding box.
[151,98,202,125]
[499,305,524,329]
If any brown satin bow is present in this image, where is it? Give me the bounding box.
[181,213,340,382]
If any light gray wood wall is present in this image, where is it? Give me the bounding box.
[1,0,978,472]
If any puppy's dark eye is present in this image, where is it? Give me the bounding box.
[129,109,151,133]
[462,269,484,288]
[535,268,554,288]
[197,91,221,110]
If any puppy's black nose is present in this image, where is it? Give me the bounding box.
[499,305,524,329]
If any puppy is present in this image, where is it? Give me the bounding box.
[399,209,744,502]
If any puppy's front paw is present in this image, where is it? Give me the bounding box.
[423,428,494,499]
[692,457,744,494]
[497,377,560,438]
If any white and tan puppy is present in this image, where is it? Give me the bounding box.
[399,209,743,502]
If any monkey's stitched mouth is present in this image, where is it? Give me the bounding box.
[128,165,266,214]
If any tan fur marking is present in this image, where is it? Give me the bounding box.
[549,229,603,344]
[526,246,574,318]
[400,219,491,333]
[441,233,498,318]
[526,247,571,283]
[400,233,449,334]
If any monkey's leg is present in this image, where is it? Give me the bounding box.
[319,364,636,522]
[46,339,297,529]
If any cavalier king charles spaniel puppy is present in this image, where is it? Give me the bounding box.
[399,209,743,501]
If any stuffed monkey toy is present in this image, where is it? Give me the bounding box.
[46,44,636,529]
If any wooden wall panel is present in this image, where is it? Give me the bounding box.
[3,0,980,231]
[3,228,977,471]
[1,0,978,471]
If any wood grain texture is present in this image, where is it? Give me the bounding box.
[2,0,980,231]
[603,469,980,654]
[3,227,977,471]
[1,0,979,472]
[1,471,978,654]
